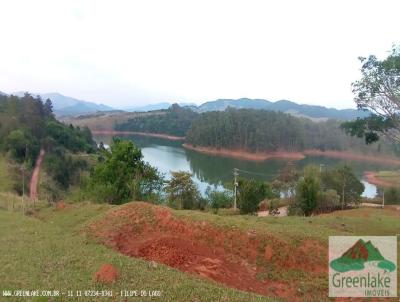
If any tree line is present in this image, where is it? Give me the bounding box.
[115,104,198,136]
[115,103,398,156]
[185,108,397,155]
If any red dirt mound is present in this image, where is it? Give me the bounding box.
[56,201,66,210]
[88,202,327,300]
[94,264,119,283]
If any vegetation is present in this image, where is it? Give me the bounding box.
[295,166,321,216]
[0,156,14,192]
[384,187,400,204]
[288,164,364,216]
[0,201,274,302]
[205,186,233,212]
[115,104,198,136]
[237,179,276,214]
[342,45,400,144]
[321,165,364,208]
[0,94,96,194]
[1,197,399,302]
[165,171,201,209]
[185,108,397,155]
[87,138,163,204]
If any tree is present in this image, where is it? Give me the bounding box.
[88,138,162,204]
[342,45,400,143]
[321,165,364,208]
[296,166,320,216]
[236,179,275,214]
[44,99,54,117]
[383,187,400,205]
[205,186,233,212]
[165,171,200,209]
[316,189,340,213]
[132,162,164,202]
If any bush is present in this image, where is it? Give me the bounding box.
[237,179,276,214]
[88,138,163,204]
[315,189,341,213]
[205,186,233,212]
[384,187,400,204]
[165,171,200,209]
[296,166,320,216]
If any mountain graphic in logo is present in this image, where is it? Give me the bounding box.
[330,239,396,273]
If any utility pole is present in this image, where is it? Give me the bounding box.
[382,190,385,209]
[233,168,239,211]
[21,165,25,214]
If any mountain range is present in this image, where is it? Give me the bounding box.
[2,91,368,120]
[11,92,114,116]
[196,98,369,120]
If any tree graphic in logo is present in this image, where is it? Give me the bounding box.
[330,239,396,273]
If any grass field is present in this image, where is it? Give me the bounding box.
[0,201,274,302]
[0,198,399,301]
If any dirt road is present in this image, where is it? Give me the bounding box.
[29,149,45,200]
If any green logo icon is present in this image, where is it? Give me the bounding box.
[330,239,396,273]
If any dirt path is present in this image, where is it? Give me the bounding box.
[29,148,45,200]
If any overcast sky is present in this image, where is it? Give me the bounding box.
[1,0,399,109]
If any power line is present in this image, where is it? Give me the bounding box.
[235,168,275,177]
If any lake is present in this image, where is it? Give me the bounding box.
[93,134,396,198]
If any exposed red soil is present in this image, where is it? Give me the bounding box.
[29,148,45,200]
[88,202,327,300]
[183,144,305,161]
[94,264,119,283]
[56,201,66,210]
[183,144,400,165]
[92,130,185,141]
[363,171,397,188]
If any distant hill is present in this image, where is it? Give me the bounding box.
[0,91,7,96]
[197,98,369,120]
[124,102,196,112]
[11,91,114,116]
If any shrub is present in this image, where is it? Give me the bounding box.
[237,179,276,214]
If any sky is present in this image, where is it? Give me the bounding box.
[0,0,399,109]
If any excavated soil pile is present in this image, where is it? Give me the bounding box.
[88,202,327,300]
[94,264,119,283]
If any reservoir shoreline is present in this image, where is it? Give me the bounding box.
[183,144,400,165]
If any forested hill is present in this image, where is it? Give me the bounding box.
[185,108,396,155]
[0,93,96,194]
[115,104,198,136]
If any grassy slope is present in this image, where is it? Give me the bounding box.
[61,111,166,132]
[176,207,400,242]
[0,202,273,302]
[0,200,399,301]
